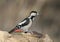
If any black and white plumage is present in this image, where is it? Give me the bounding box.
[9,11,39,33]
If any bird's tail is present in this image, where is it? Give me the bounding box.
[9,27,17,33]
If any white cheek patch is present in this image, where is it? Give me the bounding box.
[31,13,36,16]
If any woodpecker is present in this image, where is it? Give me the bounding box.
[9,11,39,33]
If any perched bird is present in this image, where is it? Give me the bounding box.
[9,11,39,33]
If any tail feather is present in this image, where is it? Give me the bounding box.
[9,27,17,33]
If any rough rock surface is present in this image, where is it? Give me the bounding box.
[0,31,53,42]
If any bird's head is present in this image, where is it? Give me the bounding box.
[29,11,39,21]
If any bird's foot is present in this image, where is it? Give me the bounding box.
[24,32,28,33]
[24,31,33,34]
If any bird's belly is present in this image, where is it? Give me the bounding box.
[21,21,32,32]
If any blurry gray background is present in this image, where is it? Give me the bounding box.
[0,0,60,42]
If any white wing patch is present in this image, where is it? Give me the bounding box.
[18,20,26,25]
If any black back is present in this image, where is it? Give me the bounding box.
[20,18,30,27]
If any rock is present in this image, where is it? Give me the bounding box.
[0,31,19,42]
[0,31,53,42]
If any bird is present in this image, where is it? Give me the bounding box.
[9,11,39,33]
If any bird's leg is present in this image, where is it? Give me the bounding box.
[24,30,33,34]
[24,29,28,33]
[24,32,28,33]
[24,30,28,33]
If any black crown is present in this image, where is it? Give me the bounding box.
[30,11,37,14]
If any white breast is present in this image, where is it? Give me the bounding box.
[21,19,32,32]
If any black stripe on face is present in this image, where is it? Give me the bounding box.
[30,16,35,20]
[30,11,37,14]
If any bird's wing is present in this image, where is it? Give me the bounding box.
[18,20,27,25]
[18,18,30,27]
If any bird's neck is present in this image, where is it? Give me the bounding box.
[28,16,35,21]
